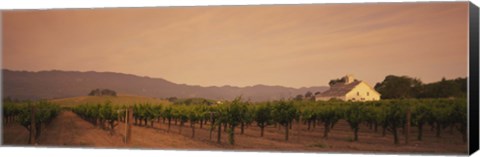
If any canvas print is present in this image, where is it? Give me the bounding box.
[1,2,470,155]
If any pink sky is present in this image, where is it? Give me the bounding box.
[2,2,469,88]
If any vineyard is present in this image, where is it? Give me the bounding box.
[3,101,60,143]
[2,97,467,153]
[69,98,467,145]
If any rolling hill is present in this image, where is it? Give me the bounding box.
[2,69,328,102]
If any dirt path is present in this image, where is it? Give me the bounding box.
[36,111,125,148]
[4,111,222,149]
[2,122,30,145]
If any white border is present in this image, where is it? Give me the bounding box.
[0,0,478,157]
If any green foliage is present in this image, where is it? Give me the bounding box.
[67,96,467,145]
[74,102,125,132]
[254,102,273,127]
[375,75,467,99]
[12,101,60,141]
[254,102,273,136]
[419,78,467,98]
[450,98,467,142]
[16,101,60,127]
[88,88,117,96]
[271,100,296,126]
[374,75,422,99]
[316,101,342,139]
[271,100,297,141]
[225,97,244,145]
[343,102,365,141]
[383,100,408,144]
[411,100,432,140]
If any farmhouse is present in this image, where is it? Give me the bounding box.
[315,75,380,101]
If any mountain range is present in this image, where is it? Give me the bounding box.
[2,69,328,102]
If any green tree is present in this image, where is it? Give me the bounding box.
[162,106,174,132]
[294,94,303,101]
[374,75,422,99]
[316,102,342,139]
[225,97,244,145]
[420,77,467,98]
[383,100,407,144]
[254,102,273,137]
[214,104,228,144]
[187,107,199,138]
[343,102,365,141]
[411,100,433,141]
[431,99,453,138]
[451,98,467,143]
[271,100,297,141]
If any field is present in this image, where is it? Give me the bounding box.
[51,95,172,108]
[2,96,468,155]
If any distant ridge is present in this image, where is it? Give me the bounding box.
[2,69,328,102]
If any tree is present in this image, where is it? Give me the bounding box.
[305,91,313,98]
[383,100,407,144]
[177,106,188,134]
[214,104,228,144]
[374,75,422,99]
[344,102,365,141]
[271,100,297,141]
[451,98,467,143]
[17,101,60,143]
[254,103,273,137]
[419,77,466,98]
[98,101,119,135]
[411,100,433,141]
[88,88,117,96]
[162,106,173,132]
[238,102,252,134]
[225,97,244,145]
[147,105,161,127]
[187,107,199,138]
[329,78,345,86]
[317,102,342,139]
[431,99,453,138]
[301,106,316,131]
[294,94,303,101]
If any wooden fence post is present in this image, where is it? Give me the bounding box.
[126,107,133,144]
[123,109,127,144]
[30,106,36,145]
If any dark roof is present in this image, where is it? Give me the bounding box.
[316,81,362,97]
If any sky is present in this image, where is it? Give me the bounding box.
[1,2,469,88]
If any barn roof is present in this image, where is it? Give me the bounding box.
[316,81,362,97]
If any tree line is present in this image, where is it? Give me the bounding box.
[374,75,467,99]
[88,88,117,96]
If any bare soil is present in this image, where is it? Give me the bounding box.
[2,111,468,155]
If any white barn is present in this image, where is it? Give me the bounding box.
[315,75,381,101]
